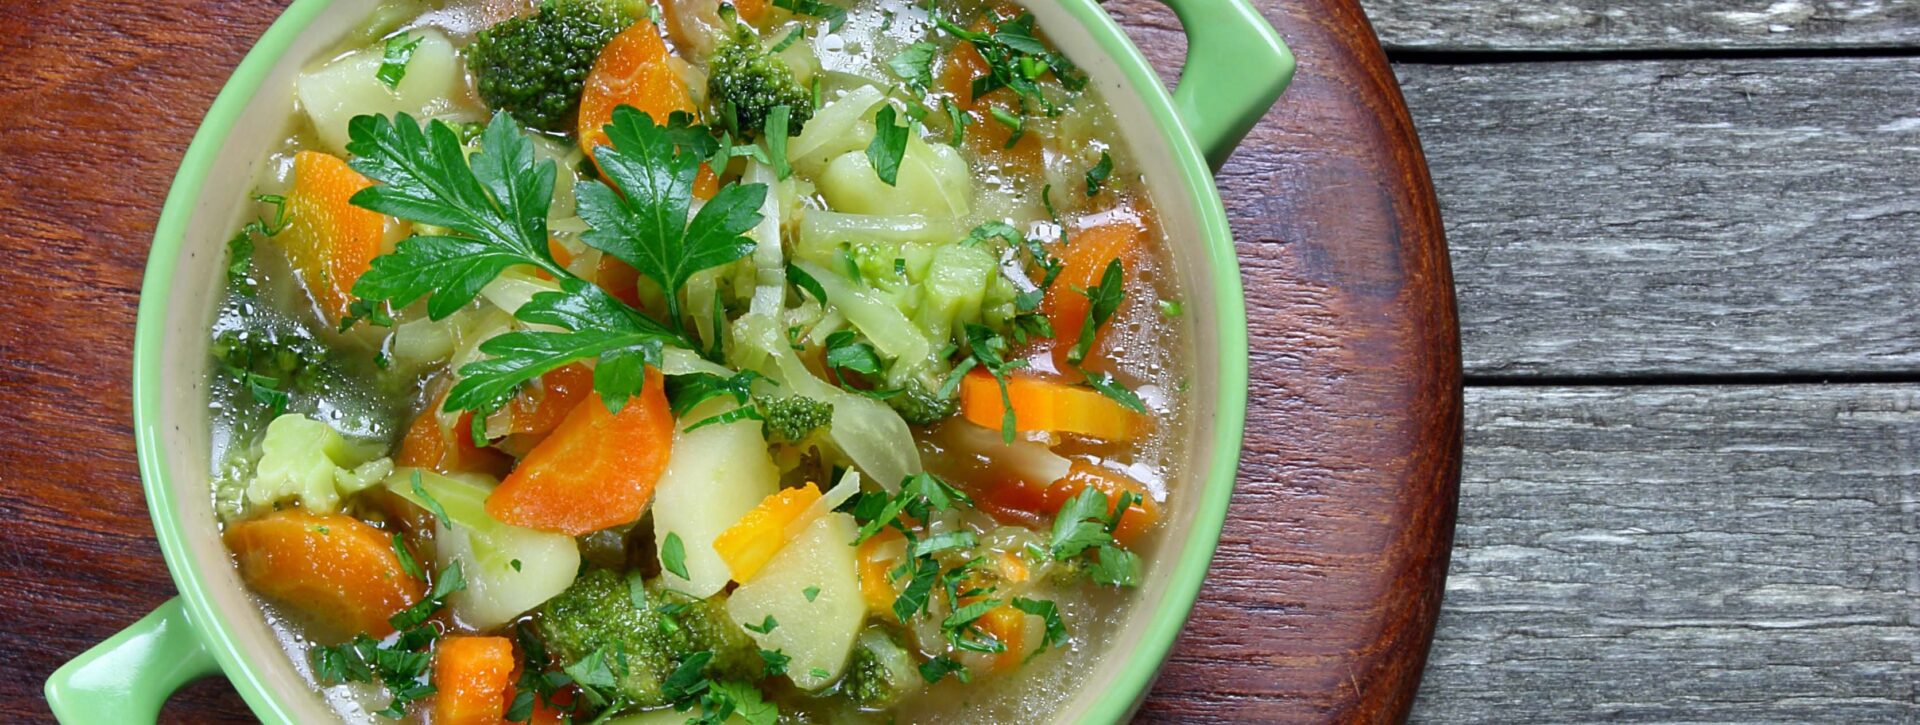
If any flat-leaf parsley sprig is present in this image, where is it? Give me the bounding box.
[341,109,766,415]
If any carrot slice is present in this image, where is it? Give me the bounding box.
[936,10,1043,175]
[958,369,1148,442]
[578,19,719,200]
[712,483,823,582]
[283,150,391,324]
[506,363,596,442]
[223,509,424,636]
[432,636,515,725]
[975,463,1157,544]
[486,368,673,535]
[856,528,906,617]
[1041,220,1145,363]
[396,391,512,478]
[978,603,1029,673]
[1041,462,1158,544]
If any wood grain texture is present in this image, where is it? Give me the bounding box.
[0,0,1460,722]
[1362,0,1920,52]
[1413,386,1920,722]
[1398,58,1920,379]
[1108,1,1462,721]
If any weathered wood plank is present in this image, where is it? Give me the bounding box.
[1412,385,1920,722]
[1362,0,1920,52]
[1395,58,1920,379]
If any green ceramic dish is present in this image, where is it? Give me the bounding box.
[45,0,1291,721]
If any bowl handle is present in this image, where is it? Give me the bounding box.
[1154,0,1296,169]
[45,597,220,723]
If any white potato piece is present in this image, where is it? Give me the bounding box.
[726,512,865,691]
[651,402,782,597]
[817,138,972,217]
[297,31,466,154]
[385,469,580,630]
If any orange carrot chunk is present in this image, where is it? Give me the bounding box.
[577,20,718,199]
[486,368,673,535]
[1041,220,1145,362]
[713,483,823,582]
[506,363,596,442]
[958,369,1149,442]
[396,392,512,478]
[283,150,392,325]
[432,636,515,725]
[855,528,907,617]
[978,603,1030,673]
[223,509,424,636]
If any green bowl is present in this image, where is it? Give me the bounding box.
[46,0,1291,721]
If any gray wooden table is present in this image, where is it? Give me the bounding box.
[1338,1,1920,720]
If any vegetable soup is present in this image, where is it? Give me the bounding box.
[206,0,1191,721]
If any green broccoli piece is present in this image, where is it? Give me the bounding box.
[466,0,634,132]
[885,386,957,426]
[840,627,921,709]
[706,23,814,138]
[536,569,761,709]
[760,395,833,443]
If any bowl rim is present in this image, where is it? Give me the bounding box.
[130,1,1250,722]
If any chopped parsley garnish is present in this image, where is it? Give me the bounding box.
[866,104,909,186]
[311,561,465,717]
[1067,258,1125,365]
[888,42,939,92]
[1048,487,1144,587]
[918,655,970,684]
[662,531,690,580]
[745,615,779,634]
[390,532,424,581]
[989,106,1024,149]
[1082,370,1148,413]
[224,193,288,295]
[1086,151,1113,196]
[375,33,423,90]
[759,648,790,676]
[772,0,847,30]
[409,469,450,527]
[765,105,793,180]
[1011,596,1068,660]
[803,585,821,602]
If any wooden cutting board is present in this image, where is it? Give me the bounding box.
[0,0,1458,721]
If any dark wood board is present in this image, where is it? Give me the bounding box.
[0,0,1460,722]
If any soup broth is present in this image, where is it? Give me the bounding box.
[206,0,1190,721]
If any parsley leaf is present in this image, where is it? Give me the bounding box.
[665,369,763,417]
[1011,596,1068,660]
[802,585,821,602]
[918,655,970,684]
[1049,487,1116,560]
[662,531,690,579]
[578,107,765,334]
[1067,258,1125,365]
[346,112,561,320]
[744,615,779,634]
[963,324,1029,442]
[1081,370,1148,413]
[376,34,423,90]
[891,557,940,622]
[758,649,790,677]
[1085,151,1113,196]
[409,469,451,527]
[772,0,847,30]
[444,280,679,414]
[391,532,424,581]
[1089,542,1142,586]
[866,105,909,186]
[765,105,793,180]
[888,42,939,91]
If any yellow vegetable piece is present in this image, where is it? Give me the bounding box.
[711,483,823,582]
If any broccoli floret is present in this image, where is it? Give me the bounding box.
[466,0,634,132]
[761,395,833,442]
[885,386,957,426]
[536,569,761,709]
[841,627,921,709]
[706,23,814,138]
